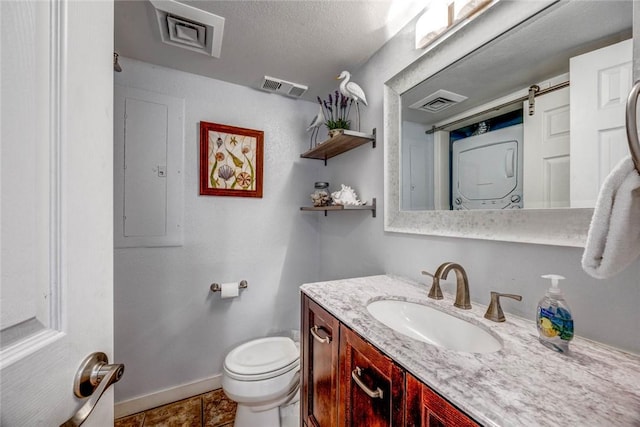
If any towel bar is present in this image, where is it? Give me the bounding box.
[210,280,248,293]
[625,80,640,174]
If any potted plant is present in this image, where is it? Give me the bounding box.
[318,91,353,137]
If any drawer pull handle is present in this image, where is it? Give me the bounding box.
[351,366,384,399]
[310,325,331,344]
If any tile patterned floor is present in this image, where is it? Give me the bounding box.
[114,388,236,427]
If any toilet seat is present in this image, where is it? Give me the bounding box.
[222,335,302,427]
[224,337,300,381]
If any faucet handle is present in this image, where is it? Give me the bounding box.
[422,270,443,300]
[484,292,522,322]
[421,270,434,278]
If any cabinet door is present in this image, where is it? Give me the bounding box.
[301,295,340,427]
[339,326,405,426]
[406,374,478,427]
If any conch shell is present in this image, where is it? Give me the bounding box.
[331,185,365,206]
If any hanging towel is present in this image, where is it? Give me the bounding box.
[582,156,640,279]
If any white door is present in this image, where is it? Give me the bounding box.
[408,142,431,210]
[1,1,115,425]
[523,86,571,209]
[570,38,632,208]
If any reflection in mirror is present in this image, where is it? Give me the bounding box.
[400,1,632,211]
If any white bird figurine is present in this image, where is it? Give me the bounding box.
[306,105,325,149]
[337,70,367,131]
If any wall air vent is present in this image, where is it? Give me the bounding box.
[288,85,308,98]
[262,78,282,92]
[260,76,308,99]
[409,89,468,113]
[150,0,225,58]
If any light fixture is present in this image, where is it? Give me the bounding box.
[415,0,494,50]
[454,0,492,22]
[415,1,450,49]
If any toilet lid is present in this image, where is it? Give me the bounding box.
[224,337,299,378]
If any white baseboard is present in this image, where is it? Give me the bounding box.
[114,374,223,419]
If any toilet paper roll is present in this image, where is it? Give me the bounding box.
[220,282,240,299]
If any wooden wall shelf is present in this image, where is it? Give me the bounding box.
[300,198,376,217]
[301,129,376,165]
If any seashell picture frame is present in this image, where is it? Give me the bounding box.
[199,121,264,198]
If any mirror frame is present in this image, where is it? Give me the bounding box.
[384,0,595,248]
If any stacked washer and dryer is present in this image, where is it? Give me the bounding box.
[451,123,524,210]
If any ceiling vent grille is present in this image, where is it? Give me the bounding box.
[166,15,206,50]
[409,89,468,113]
[150,0,225,58]
[260,76,308,98]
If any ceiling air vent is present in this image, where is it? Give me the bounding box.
[260,76,308,99]
[150,0,225,58]
[409,89,468,113]
[166,15,206,50]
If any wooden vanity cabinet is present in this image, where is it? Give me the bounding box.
[339,325,405,426]
[301,294,478,427]
[301,295,341,427]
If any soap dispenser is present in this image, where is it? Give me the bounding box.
[536,274,574,353]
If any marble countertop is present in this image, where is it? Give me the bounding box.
[300,275,640,427]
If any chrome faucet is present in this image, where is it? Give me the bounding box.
[425,262,472,309]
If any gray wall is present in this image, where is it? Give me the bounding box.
[113,58,321,402]
[318,11,640,355]
[114,5,640,404]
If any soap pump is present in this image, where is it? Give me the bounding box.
[536,274,574,353]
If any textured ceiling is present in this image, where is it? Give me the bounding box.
[114,0,425,101]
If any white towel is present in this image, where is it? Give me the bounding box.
[582,156,640,279]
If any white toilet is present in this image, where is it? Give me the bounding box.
[222,336,300,427]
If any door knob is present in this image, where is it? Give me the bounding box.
[60,352,125,427]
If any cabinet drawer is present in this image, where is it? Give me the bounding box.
[339,325,405,426]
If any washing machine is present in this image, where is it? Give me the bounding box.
[451,124,523,210]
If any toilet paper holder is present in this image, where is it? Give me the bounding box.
[210,280,248,293]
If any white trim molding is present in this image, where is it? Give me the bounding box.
[114,374,223,418]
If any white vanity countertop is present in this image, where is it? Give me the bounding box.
[300,274,640,427]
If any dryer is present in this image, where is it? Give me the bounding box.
[451,124,523,210]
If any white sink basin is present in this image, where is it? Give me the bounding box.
[366,299,503,354]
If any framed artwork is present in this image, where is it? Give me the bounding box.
[199,121,264,198]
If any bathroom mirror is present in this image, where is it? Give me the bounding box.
[384,0,634,246]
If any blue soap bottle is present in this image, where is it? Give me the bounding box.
[536,274,574,353]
